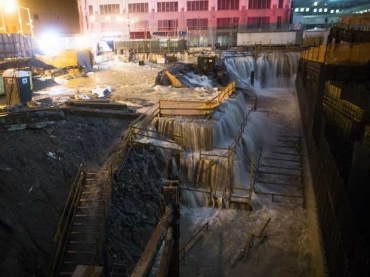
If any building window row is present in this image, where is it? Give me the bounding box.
[158,19,178,30]
[157,2,178,12]
[100,4,120,15]
[216,18,239,29]
[248,0,271,9]
[187,18,208,30]
[217,0,239,10]
[247,17,269,29]
[91,0,285,15]
[129,3,149,13]
[95,16,283,30]
[187,1,208,11]
[131,20,150,30]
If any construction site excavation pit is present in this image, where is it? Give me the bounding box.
[1,52,323,277]
[106,51,320,277]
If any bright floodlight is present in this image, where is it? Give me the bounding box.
[38,32,60,54]
[3,0,17,13]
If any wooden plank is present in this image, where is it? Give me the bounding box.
[271,151,301,156]
[259,170,301,177]
[260,164,302,171]
[257,180,302,187]
[71,265,103,277]
[264,157,300,163]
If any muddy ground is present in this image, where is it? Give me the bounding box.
[0,115,131,276]
[0,60,171,277]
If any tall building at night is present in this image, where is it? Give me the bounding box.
[292,0,370,28]
[77,0,292,47]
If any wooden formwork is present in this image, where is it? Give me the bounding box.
[323,81,364,137]
[301,43,370,65]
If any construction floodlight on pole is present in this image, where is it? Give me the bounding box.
[18,5,33,37]
[0,0,8,33]
[1,0,33,37]
[16,3,23,35]
[0,9,5,33]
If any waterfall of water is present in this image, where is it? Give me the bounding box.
[224,51,300,89]
[224,56,255,89]
[146,51,300,208]
[155,91,261,207]
[257,52,300,88]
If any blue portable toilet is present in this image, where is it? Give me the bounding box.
[2,69,32,106]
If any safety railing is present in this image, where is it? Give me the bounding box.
[157,81,236,118]
[48,165,85,277]
[208,80,236,108]
[179,221,209,264]
[301,43,370,65]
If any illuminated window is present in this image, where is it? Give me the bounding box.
[218,0,239,10]
[88,5,93,15]
[158,19,178,30]
[319,8,322,12]
[246,17,269,29]
[330,10,334,13]
[294,8,299,12]
[313,8,317,12]
[217,17,239,29]
[131,20,149,30]
[314,2,318,6]
[248,0,270,9]
[187,18,208,30]
[187,1,208,11]
[324,8,327,12]
[101,21,122,32]
[128,3,149,13]
[300,8,304,12]
[99,4,120,14]
[306,8,310,12]
[336,9,339,13]
[157,2,178,12]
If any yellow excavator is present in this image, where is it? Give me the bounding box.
[35,49,93,77]
[163,70,183,88]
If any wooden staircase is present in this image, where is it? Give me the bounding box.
[59,171,110,276]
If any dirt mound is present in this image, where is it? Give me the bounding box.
[107,146,167,273]
[0,116,130,277]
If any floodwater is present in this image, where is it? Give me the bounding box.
[2,53,324,277]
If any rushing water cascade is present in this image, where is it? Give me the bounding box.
[142,51,299,207]
[154,91,269,207]
[224,51,300,89]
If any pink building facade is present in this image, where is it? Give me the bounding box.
[78,0,291,47]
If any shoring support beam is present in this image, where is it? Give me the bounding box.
[156,227,174,277]
[130,206,174,277]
